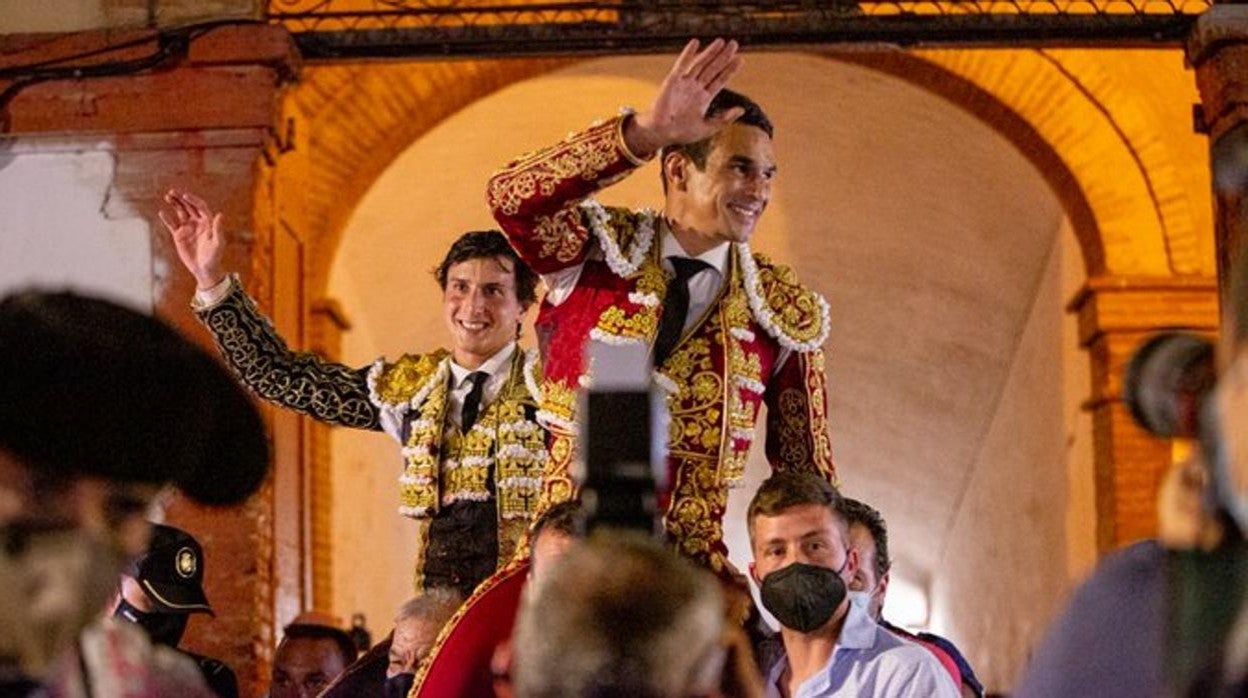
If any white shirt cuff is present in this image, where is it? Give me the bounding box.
[191,274,234,310]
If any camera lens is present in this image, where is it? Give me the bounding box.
[1123,332,1216,439]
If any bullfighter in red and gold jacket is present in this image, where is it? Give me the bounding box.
[487,39,836,576]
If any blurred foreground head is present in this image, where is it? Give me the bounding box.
[510,531,724,698]
[0,289,269,677]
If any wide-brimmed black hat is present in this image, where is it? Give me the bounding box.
[132,523,213,615]
[0,290,270,505]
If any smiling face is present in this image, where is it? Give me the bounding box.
[441,256,529,369]
[664,123,776,256]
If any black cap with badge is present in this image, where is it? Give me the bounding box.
[131,524,214,616]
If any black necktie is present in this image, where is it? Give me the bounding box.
[653,257,710,367]
[460,371,488,430]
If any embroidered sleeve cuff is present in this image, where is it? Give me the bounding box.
[191,274,237,311]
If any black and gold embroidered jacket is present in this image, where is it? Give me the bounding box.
[194,276,547,594]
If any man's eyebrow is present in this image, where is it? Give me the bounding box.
[727,155,778,173]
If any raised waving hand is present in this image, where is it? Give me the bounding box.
[158,189,227,290]
[625,38,745,157]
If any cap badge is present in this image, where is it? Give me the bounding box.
[176,547,198,578]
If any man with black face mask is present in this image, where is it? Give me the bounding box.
[747,473,956,698]
[114,524,239,697]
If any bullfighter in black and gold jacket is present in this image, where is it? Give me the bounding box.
[160,190,546,597]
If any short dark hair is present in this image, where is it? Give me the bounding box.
[530,500,583,545]
[747,472,844,541]
[433,230,538,307]
[280,622,358,668]
[0,290,269,505]
[841,497,891,578]
[660,89,774,192]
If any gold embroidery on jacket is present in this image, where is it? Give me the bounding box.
[532,208,589,264]
[488,119,622,217]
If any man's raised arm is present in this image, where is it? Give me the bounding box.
[486,38,743,275]
[160,190,381,431]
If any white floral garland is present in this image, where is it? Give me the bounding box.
[521,349,543,403]
[536,409,576,433]
[734,242,830,353]
[580,198,656,277]
[496,475,544,490]
[730,327,756,343]
[733,374,766,396]
[499,420,541,437]
[496,443,544,461]
[398,472,432,486]
[443,491,491,505]
[400,444,432,459]
[589,327,647,345]
[628,291,660,307]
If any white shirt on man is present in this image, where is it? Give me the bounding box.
[764,594,959,698]
[540,223,792,372]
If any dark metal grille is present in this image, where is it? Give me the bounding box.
[271,0,1212,57]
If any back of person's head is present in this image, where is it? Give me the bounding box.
[660,89,773,191]
[530,500,583,545]
[510,531,724,698]
[279,622,358,666]
[0,290,269,505]
[840,497,891,578]
[433,230,539,307]
[395,587,463,627]
[389,588,464,679]
[746,471,845,542]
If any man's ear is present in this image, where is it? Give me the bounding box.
[878,569,890,599]
[748,561,761,586]
[663,151,690,192]
[843,547,860,581]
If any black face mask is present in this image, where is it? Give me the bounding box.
[759,561,847,633]
[385,672,416,698]
[114,599,188,647]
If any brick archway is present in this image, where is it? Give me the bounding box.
[265,49,1216,604]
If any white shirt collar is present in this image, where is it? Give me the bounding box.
[659,222,731,276]
[449,341,516,387]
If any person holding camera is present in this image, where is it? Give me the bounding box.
[488,38,836,579]
[161,191,548,598]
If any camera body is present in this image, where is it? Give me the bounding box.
[574,342,670,536]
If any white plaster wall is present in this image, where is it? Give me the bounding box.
[0,146,151,309]
[1061,220,1099,584]
[927,226,1068,691]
